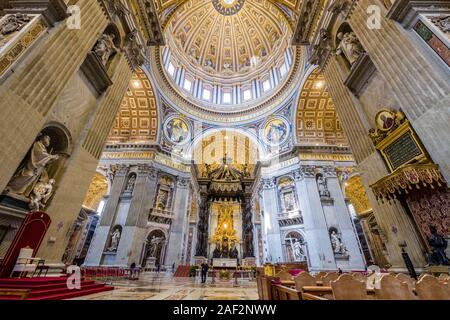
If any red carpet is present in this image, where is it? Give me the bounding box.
[174,265,191,277]
[0,277,114,300]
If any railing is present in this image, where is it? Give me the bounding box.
[149,208,174,219]
[81,267,141,283]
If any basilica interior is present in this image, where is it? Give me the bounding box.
[0,0,449,301]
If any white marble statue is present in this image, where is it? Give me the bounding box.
[29,178,55,211]
[292,240,305,261]
[317,175,330,198]
[336,31,365,65]
[94,33,116,65]
[330,231,345,254]
[108,228,121,251]
[6,134,59,197]
[149,236,163,257]
[125,174,136,192]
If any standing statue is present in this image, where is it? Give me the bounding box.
[29,178,55,211]
[428,225,449,265]
[94,33,116,65]
[330,230,345,254]
[5,134,59,197]
[125,174,136,192]
[336,31,365,65]
[317,175,331,198]
[108,228,121,252]
[149,236,163,257]
[292,240,305,261]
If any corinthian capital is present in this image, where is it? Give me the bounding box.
[261,178,276,190]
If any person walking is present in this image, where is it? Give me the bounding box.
[201,262,209,284]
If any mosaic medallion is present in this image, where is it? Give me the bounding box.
[164,116,191,145]
[212,0,245,16]
[262,117,289,146]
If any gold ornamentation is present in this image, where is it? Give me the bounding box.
[370,163,446,203]
[83,173,108,210]
[211,205,239,244]
[368,108,407,145]
[345,176,372,216]
[101,151,156,159]
[0,19,45,76]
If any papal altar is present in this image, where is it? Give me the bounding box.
[212,258,238,268]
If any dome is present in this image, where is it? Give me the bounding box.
[152,0,300,122]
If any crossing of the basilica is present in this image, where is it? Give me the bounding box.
[0,0,449,303]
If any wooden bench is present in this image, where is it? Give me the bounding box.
[272,284,301,300]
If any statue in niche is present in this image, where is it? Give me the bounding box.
[108,227,121,252]
[292,240,305,261]
[156,189,169,210]
[125,174,136,193]
[283,191,295,211]
[149,236,163,257]
[317,175,331,198]
[94,33,116,66]
[336,31,365,65]
[5,134,59,197]
[330,230,345,254]
[29,178,55,211]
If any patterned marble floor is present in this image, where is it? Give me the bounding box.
[72,272,259,300]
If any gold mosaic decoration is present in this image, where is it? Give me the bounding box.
[82,173,108,211]
[296,68,347,146]
[345,175,372,216]
[108,68,158,143]
[0,19,45,76]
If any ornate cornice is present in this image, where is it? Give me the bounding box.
[6,0,68,26]
[134,0,165,46]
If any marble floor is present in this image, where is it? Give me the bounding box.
[72,272,259,300]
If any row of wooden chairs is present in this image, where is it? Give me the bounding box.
[264,270,450,300]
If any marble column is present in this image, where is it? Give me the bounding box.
[164,177,190,267]
[323,57,427,270]
[260,178,283,263]
[324,167,366,270]
[83,165,129,266]
[116,165,159,266]
[0,0,109,191]
[349,0,450,182]
[293,167,336,271]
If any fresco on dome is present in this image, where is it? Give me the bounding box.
[263,118,289,146]
[164,117,190,144]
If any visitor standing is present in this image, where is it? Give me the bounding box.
[201,262,209,284]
